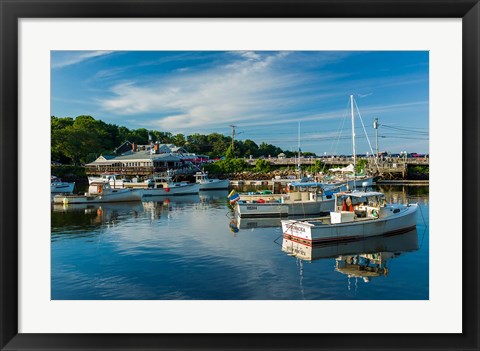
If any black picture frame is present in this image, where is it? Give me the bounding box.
[1,1,478,350]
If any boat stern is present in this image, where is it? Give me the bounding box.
[281,219,314,242]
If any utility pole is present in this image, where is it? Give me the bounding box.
[373,117,379,157]
[229,125,237,152]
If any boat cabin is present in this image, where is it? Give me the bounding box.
[194,172,211,183]
[89,181,114,195]
[149,176,189,189]
[331,191,386,224]
[285,181,340,202]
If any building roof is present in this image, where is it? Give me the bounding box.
[86,151,185,164]
[115,150,153,161]
[153,154,182,162]
[114,140,132,153]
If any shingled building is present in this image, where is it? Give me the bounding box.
[85,141,207,176]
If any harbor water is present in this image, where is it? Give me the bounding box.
[51,185,429,300]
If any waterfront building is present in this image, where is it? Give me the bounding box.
[85,141,207,176]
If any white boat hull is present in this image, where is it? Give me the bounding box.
[282,204,418,245]
[88,177,127,189]
[198,179,230,190]
[141,183,200,197]
[54,189,142,204]
[238,193,281,202]
[236,196,335,218]
[347,176,373,188]
[51,182,75,193]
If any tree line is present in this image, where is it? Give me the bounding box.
[51,115,316,165]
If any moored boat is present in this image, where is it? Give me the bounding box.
[53,182,142,204]
[140,176,200,197]
[194,172,230,190]
[88,173,129,189]
[235,182,340,218]
[51,176,75,193]
[281,191,418,245]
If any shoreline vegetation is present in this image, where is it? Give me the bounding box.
[51,115,311,166]
[52,115,428,183]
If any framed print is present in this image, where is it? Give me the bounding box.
[1,0,479,350]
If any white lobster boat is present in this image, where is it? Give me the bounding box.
[281,191,418,245]
[140,176,200,197]
[88,173,129,189]
[53,182,142,204]
[51,176,75,193]
[194,172,230,190]
[236,182,340,218]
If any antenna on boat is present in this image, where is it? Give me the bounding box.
[351,95,356,189]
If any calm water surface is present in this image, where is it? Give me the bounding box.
[51,185,429,300]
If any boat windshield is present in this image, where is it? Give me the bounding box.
[335,193,385,211]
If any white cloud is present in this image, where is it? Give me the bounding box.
[229,51,262,61]
[98,51,316,131]
[96,51,428,140]
[52,51,114,68]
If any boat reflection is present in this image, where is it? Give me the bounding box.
[199,190,229,202]
[51,201,145,230]
[141,194,200,205]
[52,195,204,228]
[235,214,317,230]
[282,229,419,280]
[236,216,282,230]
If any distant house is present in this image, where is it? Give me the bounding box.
[277,153,286,159]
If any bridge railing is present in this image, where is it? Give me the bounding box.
[244,157,428,166]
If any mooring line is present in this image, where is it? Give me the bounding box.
[418,203,427,227]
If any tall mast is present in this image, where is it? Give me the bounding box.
[297,121,301,177]
[350,95,356,187]
[374,117,379,157]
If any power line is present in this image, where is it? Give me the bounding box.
[381,124,429,134]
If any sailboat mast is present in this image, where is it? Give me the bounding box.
[298,121,301,173]
[350,95,356,188]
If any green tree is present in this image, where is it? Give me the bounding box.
[225,146,235,160]
[254,159,271,173]
[355,159,368,174]
[242,139,259,158]
[152,131,174,144]
[173,133,186,147]
[258,142,282,158]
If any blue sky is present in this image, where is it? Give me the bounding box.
[51,51,429,155]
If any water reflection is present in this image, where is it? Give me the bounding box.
[232,214,320,231]
[282,229,419,282]
[51,185,428,300]
[199,190,229,203]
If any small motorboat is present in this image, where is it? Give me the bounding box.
[53,182,142,204]
[138,176,200,197]
[87,173,129,189]
[51,176,75,193]
[194,172,230,190]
